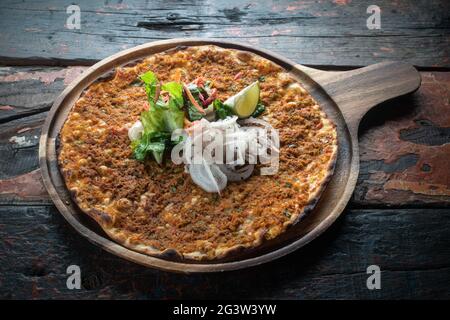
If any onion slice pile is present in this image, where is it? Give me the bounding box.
[181,116,279,193]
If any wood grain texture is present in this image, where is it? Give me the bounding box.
[0,112,45,180]
[0,66,87,122]
[0,67,448,207]
[1,205,449,299]
[296,61,421,135]
[0,0,448,68]
[0,0,447,299]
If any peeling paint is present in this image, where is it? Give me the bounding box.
[380,47,394,53]
[56,44,69,55]
[17,127,34,134]
[226,27,242,36]
[385,180,450,197]
[9,135,38,148]
[272,1,310,12]
[95,10,113,16]
[333,0,352,5]
[63,67,87,85]
[104,3,128,10]
[24,28,42,32]
[286,5,304,11]
[313,11,339,17]
[272,29,293,36]
[0,169,48,199]
[0,67,87,85]
[357,72,450,204]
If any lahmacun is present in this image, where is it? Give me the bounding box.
[58,45,337,260]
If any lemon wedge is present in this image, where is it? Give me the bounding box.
[224,81,260,118]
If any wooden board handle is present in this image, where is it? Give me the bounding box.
[295,62,421,135]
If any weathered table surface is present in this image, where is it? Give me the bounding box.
[0,0,449,299]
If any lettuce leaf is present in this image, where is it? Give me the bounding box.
[141,106,165,134]
[162,81,184,131]
[164,103,184,132]
[162,82,183,107]
[132,131,170,164]
[132,71,185,163]
[139,71,159,105]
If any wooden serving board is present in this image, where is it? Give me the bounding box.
[39,39,421,273]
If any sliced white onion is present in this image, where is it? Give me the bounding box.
[218,164,255,182]
[240,117,270,127]
[209,115,238,130]
[188,161,227,193]
[181,116,278,193]
[128,120,143,141]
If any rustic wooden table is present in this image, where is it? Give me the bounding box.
[0,0,449,299]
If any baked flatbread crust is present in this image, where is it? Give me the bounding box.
[58,45,338,260]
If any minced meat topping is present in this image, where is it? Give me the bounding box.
[58,45,337,260]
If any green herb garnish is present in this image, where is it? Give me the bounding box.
[283,209,291,218]
[213,99,234,120]
[132,70,185,164]
[187,103,205,121]
[251,102,266,117]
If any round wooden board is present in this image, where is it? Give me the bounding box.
[39,38,421,273]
